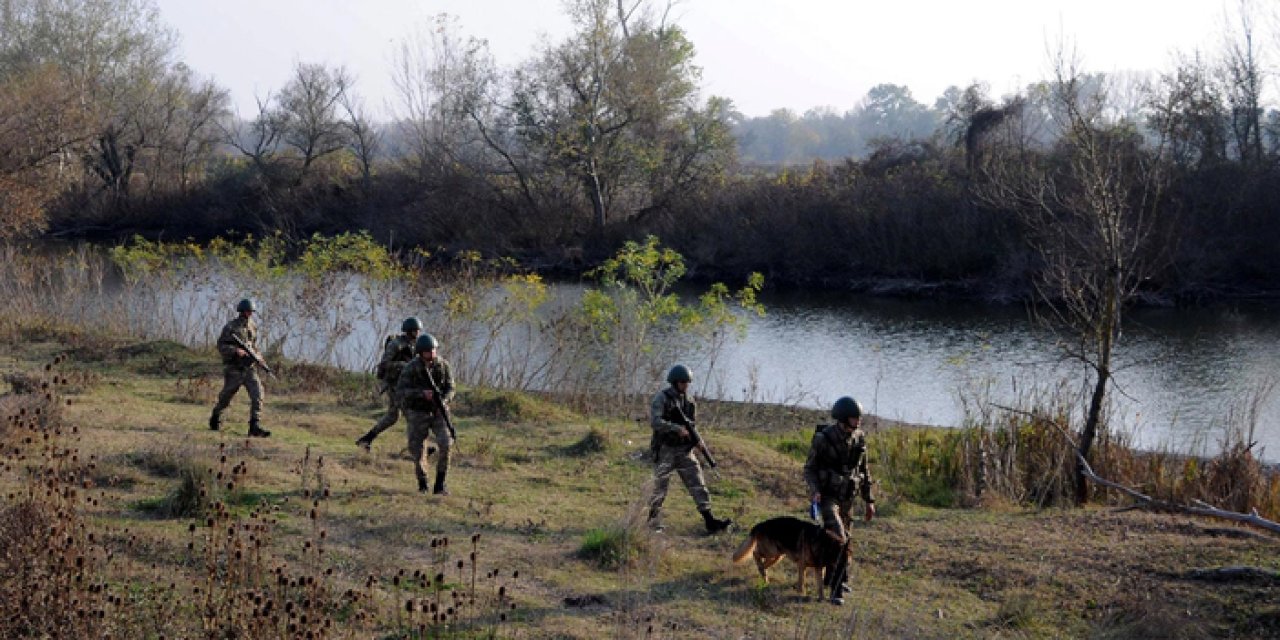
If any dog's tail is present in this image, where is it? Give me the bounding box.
[731,534,756,564]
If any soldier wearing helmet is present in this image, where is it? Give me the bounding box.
[209,298,270,437]
[804,395,876,604]
[395,332,455,495]
[356,317,423,451]
[646,364,733,534]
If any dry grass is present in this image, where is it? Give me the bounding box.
[0,332,1277,638]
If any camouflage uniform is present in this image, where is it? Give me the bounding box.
[396,355,455,493]
[803,423,875,541]
[648,386,712,518]
[210,314,265,431]
[357,334,416,446]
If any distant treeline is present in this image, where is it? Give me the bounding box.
[733,83,952,165]
[2,0,1279,302]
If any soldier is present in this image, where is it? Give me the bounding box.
[355,317,422,451]
[646,364,733,534]
[209,298,271,437]
[804,395,876,604]
[396,333,455,494]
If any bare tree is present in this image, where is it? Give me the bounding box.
[390,14,491,183]
[276,62,354,183]
[1220,0,1265,165]
[339,91,380,191]
[169,72,231,194]
[1149,54,1228,170]
[975,47,1173,505]
[221,63,354,190]
[221,93,287,183]
[389,13,536,242]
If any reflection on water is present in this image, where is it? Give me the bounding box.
[705,291,1280,462]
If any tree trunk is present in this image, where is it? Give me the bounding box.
[1076,274,1120,505]
[586,158,607,230]
[1076,363,1108,505]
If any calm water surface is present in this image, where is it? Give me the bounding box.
[701,291,1280,462]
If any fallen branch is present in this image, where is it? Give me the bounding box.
[993,404,1280,538]
[1076,460,1280,536]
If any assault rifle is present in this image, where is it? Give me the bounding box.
[424,367,457,440]
[228,333,276,378]
[673,404,717,468]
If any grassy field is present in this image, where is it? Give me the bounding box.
[2,327,1278,639]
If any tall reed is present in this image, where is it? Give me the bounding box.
[5,235,762,421]
[874,374,1280,519]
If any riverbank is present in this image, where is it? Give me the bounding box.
[9,237,1280,461]
[1,326,1277,638]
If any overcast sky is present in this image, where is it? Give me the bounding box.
[154,0,1240,119]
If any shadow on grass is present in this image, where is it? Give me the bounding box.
[505,568,808,634]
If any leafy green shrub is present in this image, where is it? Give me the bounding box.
[579,525,646,569]
[275,361,344,394]
[566,426,611,456]
[463,389,536,421]
[576,235,764,405]
[162,466,210,518]
[135,464,210,518]
[994,590,1037,629]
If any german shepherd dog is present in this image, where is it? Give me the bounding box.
[731,516,848,599]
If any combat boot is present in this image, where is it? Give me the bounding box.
[247,420,271,438]
[208,411,221,431]
[827,556,850,604]
[700,509,733,534]
[829,578,848,605]
[432,472,449,496]
[647,506,664,532]
[355,431,375,451]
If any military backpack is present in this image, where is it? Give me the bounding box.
[375,334,414,382]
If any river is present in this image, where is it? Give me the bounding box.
[27,249,1276,463]
[704,290,1280,462]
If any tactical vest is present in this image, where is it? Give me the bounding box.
[660,388,696,446]
[813,423,866,498]
[399,358,448,412]
[219,318,258,367]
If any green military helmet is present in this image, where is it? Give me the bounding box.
[401,317,424,333]
[415,333,440,352]
[666,364,693,384]
[236,298,257,313]
[831,396,863,421]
